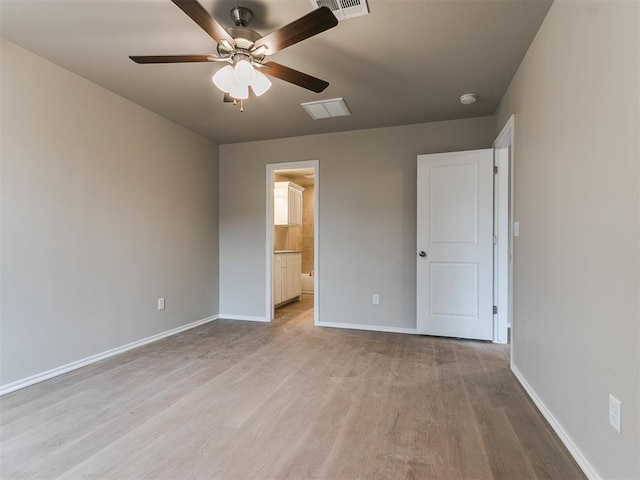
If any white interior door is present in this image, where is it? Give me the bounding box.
[416,149,494,340]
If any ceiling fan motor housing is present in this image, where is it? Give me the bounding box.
[217,8,263,62]
[230,6,253,27]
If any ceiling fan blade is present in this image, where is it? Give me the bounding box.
[252,6,338,56]
[261,61,329,93]
[129,54,218,64]
[171,0,236,47]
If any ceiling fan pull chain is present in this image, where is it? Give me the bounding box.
[240,99,244,113]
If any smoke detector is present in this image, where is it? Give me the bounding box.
[460,93,478,105]
[310,0,369,20]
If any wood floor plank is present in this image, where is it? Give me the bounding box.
[208,343,344,478]
[483,367,585,479]
[458,350,539,480]
[5,357,234,479]
[0,295,586,480]
[434,340,494,480]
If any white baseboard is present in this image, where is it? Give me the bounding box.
[219,314,268,322]
[0,314,219,397]
[511,365,600,480]
[316,321,417,335]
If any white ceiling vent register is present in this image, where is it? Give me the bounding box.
[311,0,369,20]
[301,98,352,120]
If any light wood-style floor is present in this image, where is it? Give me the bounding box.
[1,295,585,479]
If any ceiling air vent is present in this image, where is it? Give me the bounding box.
[301,98,352,120]
[311,0,369,20]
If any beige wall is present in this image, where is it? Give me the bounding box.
[0,40,220,387]
[495,2,639,478]
[219,117,495,327]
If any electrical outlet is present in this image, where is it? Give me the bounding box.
[609,394,622,434]
[157,297,165,310]
[372,294,380,305]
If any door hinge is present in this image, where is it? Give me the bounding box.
[493,166,498,175]
[493,305,498,315]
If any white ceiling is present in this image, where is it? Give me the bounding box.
[0,0,552,144]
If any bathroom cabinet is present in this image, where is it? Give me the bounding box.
[273,252,301,306]
[274,181,304,226]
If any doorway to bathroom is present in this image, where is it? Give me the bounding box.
[265,160,318,325]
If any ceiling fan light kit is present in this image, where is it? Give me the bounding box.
[130,0,339,111]
[234,58,255,86]
[212,53,273,99]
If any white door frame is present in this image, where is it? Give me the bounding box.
[265,160,319,324]
[493,115,515,349]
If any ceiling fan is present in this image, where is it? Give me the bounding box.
[130,0,339,105]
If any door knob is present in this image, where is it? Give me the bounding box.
[419,251,427,257]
